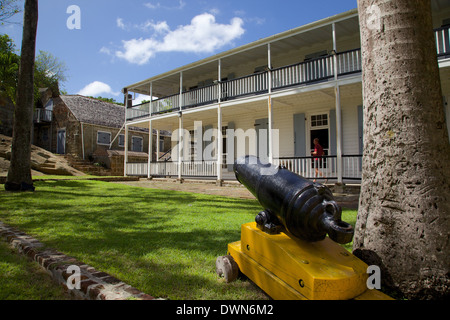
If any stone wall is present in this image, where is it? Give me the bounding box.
[108,150,148,176]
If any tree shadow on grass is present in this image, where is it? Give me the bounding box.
[0,179,265,299]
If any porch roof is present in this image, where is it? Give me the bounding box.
[123,9,359,98]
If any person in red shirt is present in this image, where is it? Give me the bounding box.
[311,138,325,183]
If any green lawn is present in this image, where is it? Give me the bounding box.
[0,180,357,300]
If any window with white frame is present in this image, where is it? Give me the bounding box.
[118,134,125,147]
[310,114,328,128]
[97,131,111,146]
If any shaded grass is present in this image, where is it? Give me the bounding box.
[0,180,357,300]
[341,209,357,252]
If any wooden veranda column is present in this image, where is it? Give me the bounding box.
[149,82,154,178]
[217,105,223,185]
[332,23,343,184]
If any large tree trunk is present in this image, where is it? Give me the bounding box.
[353,0,450,299]
[5,0,38,192]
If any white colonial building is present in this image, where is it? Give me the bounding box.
[122,2,450,184]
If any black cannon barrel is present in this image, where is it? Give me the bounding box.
[234,155,354,244]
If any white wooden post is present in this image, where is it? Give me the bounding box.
[156,129,160,161]
[217,59,223,184]
[333,23,343,184]
[148,120,152,179]
[267,43,274,163]
[267,43,272,94]
[150,82,153,115]
[217,105,223,185]
[178,113,183,182]
[179,71,183,110]
[123,89,129,177]
[218,59,222,103]
[124,124,129,177]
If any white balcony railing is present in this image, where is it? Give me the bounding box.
[273,155,362,180]
[436,25,450,57]
[182,84,218,109]
[181,160,217,177]
[222,71,268,100]
[126,103,149,120]
[151,94,180,115]
[126,156,362,179]
[272,55,335,90]
[126,162,148,176]
[128,160,218,177]
[149,161,179,176]
[273,156,337,180]
[336,49,362,75]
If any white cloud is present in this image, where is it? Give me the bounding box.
[144,2,160,9]
[139,20,170,33]
[99,46,112,55]
[114,13,245,65]
[78,81,120,97]
[144,0,185,10]
[115,38,158,65]
[117,18,126,30]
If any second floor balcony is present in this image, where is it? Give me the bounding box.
[125,24,450,122]
[33,108,52,123]
[126,48,362,121]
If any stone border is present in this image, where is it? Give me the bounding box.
[0,221,155,300]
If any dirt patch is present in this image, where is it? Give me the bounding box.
[114,178,360,209]
[115,179,256,200]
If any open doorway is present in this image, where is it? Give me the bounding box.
[310,129,329,157]
[309,113,329,156]
[309,113,329,172]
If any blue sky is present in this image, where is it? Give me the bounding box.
[1,0,357,104]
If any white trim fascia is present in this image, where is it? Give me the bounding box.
[439,58,450,68]
[182,103,220,115]
[271,75,362,100]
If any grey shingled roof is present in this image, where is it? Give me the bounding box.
[60,95,124,128]
[59,95,171,136]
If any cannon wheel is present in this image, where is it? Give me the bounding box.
[216,255,239,283]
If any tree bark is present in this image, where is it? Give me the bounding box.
[5,0,38,191]
[354,0,450,299]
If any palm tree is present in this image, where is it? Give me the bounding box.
[353,0,450,299]
[5,0,38,191]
